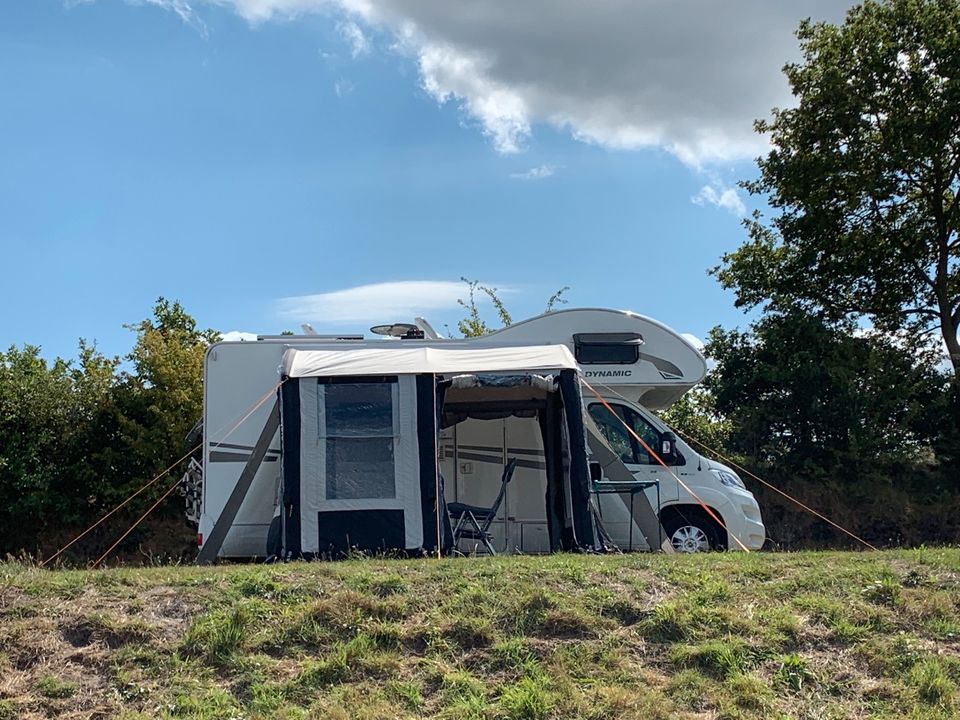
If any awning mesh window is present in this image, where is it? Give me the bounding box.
[322,381,397,500]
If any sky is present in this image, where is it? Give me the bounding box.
[0,0,852,361]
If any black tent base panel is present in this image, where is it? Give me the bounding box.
[316,508,404,556]
[278,508,455,560]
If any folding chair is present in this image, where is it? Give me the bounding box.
[448,458,518,555]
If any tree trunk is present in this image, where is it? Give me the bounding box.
[940,314,960,381]
[933,225,960,380]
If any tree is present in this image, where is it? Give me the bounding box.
[658,387,734,459]
[716,0,960,377]
[0,342,125,550]
[119,298,219,492]
[0,299,225,557]
[700,310,958,546]
[456,277,569,337]
[704,311,948,478]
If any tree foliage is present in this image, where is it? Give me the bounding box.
[705,312,951,473]
[658,387,734,460]
[692,311,959,545]
[0,345,111,541]
[0,299,217,557]
[456,278,511,338]
[716,0,960,376]
[456,277,568,337]
[123,298,219,471]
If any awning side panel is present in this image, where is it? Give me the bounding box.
[281,375,424,557]
[558,368,595,549]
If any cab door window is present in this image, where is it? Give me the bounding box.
[617,406,659,464]
[620,406,684,466]
[588,404,636,464]
[589,403,681,466]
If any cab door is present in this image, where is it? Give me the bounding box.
[587,402,681,509]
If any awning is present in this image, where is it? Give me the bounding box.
[282,344,578,378]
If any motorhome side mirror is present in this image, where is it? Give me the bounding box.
[661,431,678,464]
[589,461,603,483]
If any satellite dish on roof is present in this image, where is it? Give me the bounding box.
[370,323,425,339]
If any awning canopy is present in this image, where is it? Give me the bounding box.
[282,344,578,378]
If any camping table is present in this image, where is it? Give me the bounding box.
[591,479,661,551]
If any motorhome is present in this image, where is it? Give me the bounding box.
[188,308,765,559]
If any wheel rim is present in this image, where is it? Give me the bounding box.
[670,525,710,553]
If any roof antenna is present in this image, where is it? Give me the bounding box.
[415,317,441,340]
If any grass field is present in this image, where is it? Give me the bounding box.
[1,549,959,719]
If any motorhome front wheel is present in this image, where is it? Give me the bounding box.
[660,508,725,553]
[669,525,711,553]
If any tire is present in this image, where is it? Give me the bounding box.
[660,508,725,553]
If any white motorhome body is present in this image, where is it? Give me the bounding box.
[197,308,765,557]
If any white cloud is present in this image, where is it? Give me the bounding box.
[692,181,746,216]
[415,42,530,154]
[337,19,370,58]
[510,164,555,181]
[221,330,259,342]
[218,0,322,24]
[333,77,355,97]
[278,280,501,324]
[124,0,853,165]
[127,0,209,36]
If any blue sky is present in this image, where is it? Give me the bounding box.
[0,0,849,361]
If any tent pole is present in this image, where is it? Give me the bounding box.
[434,373,441,560]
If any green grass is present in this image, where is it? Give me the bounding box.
[0,549,959,718]
[36,675,77,699]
